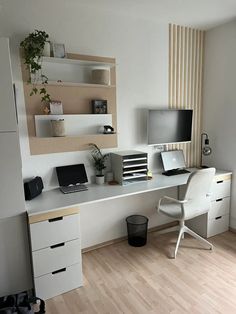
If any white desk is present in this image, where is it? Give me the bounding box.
[26,168,232,300]
[27,169,231,217]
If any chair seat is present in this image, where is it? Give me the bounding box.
[159,202,183,220]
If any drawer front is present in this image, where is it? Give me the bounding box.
[209,197,230,220]
[34,262,82,300]
[33,239,81,278]
[210,179,231,201]
[207,214,229,238]
[30,213,80,251]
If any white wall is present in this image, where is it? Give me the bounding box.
[0,0,174,248]
[203,19,236,228]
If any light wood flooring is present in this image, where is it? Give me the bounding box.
[46,231,236,314]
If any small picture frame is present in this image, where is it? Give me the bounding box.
[91,100,107,114]
[52,43,66,58]
[50,100,63,115]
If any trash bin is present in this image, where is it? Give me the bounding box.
[126,215,149,247]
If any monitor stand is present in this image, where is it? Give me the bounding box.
[162,169,190,176]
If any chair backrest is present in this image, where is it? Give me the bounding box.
[183,168,216,220]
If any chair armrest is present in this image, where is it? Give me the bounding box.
[160,196,188,204]
[157,196,187,213]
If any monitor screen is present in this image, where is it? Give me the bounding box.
[147,109,193,145]
[56,164,88,186]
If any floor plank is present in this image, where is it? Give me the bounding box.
[46,231,236,313]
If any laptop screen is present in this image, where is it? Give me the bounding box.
[56,164,88,187]
[161,150,186,171]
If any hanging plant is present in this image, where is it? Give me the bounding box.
[20,30,51,103]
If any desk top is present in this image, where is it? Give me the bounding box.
[27,169,231,217]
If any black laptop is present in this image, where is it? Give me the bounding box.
[56,164,88,194]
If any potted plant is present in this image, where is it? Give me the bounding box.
[89,143,108,184]
[20,29,51,103]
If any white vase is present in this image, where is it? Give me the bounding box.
[43,42,51,57]
[95,175,105,185]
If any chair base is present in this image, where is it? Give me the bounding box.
[174,223,213,259]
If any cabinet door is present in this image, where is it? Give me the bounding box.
[0,214,32,296]
[0,38,17,132]
[0,132,25,217]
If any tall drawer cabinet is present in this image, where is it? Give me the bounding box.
[186,172,232,238]
[28,207,82,300]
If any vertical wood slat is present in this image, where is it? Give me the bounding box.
[168,24,205,167]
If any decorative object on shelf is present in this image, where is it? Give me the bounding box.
[52,43,66,58]
[200,133,212,168]
[103,125,115,134]
[91,67,110,85]
[89,143,108,185]
[43,105,50,115]
[91,99,107,114]
[51,119,66,137]
[20,29,51,103]
[49,100,63,115]
[43,41,51,57]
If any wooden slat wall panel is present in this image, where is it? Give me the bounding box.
[168,24,205,167]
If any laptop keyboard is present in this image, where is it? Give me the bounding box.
[163,169,190,176]
[60,185,88,194]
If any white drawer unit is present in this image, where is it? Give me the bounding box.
[30,213,80,251]
[210,177,231,201]
[34,262,82,300]
[28,208,82,300]
[186,172,231,238]
[32,238,81,277]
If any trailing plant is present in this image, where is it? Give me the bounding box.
[20,30,51,103]
[89,143,108,176]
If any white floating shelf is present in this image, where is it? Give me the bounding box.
[35,114,112,138]
[37,81,115,88]
[42,56,116,68]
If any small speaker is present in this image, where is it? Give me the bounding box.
[24,176,44,200]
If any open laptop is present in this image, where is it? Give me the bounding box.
[56,164,88,194]
[161,150,190,176]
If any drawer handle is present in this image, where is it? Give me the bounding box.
[216,180,223,184]
[215,216,222,220]
[52,267,66,275]
[48,216,63,223]
[50,242,65,249]
[216,198,223,202]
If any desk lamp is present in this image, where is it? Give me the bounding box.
[200,133,212,168]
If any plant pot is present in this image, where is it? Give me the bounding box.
[51,119,66,137]
[43,41,51,57]
[95,175,105,185]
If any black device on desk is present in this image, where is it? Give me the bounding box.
[56,163,88,194]
[161,150,190,176]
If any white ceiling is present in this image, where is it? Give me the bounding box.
[81,0,236,30]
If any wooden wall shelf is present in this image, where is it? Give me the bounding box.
[20,52,117,155]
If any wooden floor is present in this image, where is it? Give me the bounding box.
[46,231,236,314]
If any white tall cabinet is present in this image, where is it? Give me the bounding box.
[0,38,32,296]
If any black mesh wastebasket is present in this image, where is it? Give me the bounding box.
[126,215,148,247]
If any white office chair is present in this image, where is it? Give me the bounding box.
[157,168,216,258]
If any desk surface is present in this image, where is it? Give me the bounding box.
[27,169,231,217]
